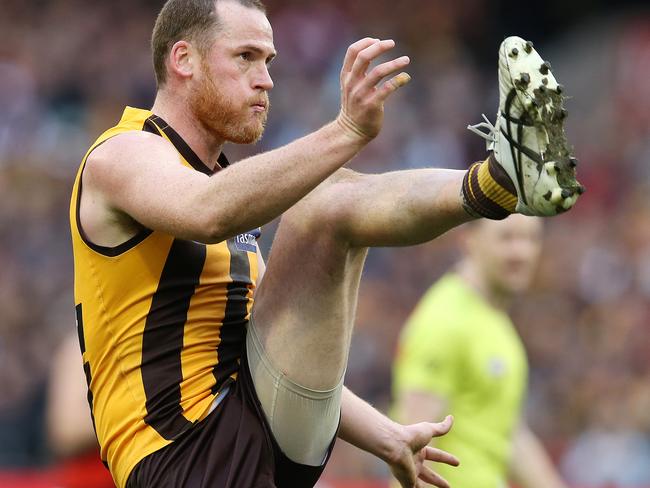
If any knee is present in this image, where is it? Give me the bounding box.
[282,168,361,243]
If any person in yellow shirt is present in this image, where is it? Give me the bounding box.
[393,215,568,488]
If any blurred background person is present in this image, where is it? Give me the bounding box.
[47,332,98,461]
[391,215,567,488]
[46,331,115,488]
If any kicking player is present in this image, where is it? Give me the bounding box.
[392,216,569,488]
[70,0,581,486]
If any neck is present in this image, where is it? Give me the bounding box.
[455,260,512,311]
[151,90,225,170]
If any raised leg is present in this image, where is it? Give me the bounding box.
[252,167,469,389]
[247,168,470,465]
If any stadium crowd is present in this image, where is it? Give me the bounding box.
[1,0,649,486]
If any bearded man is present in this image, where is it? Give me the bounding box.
[69,1,581,487]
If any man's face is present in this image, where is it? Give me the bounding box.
[465,215,543,296]
[189,1,276,144]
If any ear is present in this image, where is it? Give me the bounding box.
[168,41,195,81]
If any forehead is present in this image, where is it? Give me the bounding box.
[213,1,274,50]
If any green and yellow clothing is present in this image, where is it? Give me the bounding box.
[393,274,528,488]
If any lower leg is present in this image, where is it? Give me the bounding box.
[251,210,367,390]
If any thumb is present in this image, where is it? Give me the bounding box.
[435,415,454,434]
[414,415,454,448]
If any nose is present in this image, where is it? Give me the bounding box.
[254,65,274,91]
[510,237,539,261]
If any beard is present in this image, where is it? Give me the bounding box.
[189,62,269,145]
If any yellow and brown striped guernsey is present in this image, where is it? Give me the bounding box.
[69,107,259,488]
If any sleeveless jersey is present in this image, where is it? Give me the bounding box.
[69,107,259,488]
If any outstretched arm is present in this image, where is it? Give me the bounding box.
[83,38,412,244]
[339,387,459,488]
[509,422,568,488]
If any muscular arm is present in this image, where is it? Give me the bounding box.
[83,39,413,244]
[509,422,568,488]
[85,123,366,244]
[339,387,458,488]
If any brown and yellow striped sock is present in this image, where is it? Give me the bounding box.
[462,154,518,220]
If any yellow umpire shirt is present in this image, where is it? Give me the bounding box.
[392,273,528,488]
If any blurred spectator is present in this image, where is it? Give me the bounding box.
[561,374,650,487]
[47,332,99,459]
[46,332,115,488]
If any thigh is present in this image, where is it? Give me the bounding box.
[252,171,369,391]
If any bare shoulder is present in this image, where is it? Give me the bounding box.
[81,131,183,228]
[84,131,177,193]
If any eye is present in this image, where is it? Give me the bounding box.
[239,52,252,61]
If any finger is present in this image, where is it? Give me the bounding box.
[350,39,396,81]
[430,415,454,436]
[342,38,380,74]
[365,55,410,89]
[394,471,416,488]
[408,417,454,453]
[374,72,412,103]
[424,446,460,467]
[418,466,451,488]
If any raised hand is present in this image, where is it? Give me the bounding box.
[337,38,411,141]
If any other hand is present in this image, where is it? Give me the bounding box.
[388,415,459,488]
[337,38,411,141]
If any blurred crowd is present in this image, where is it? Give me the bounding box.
[1,0,649,487]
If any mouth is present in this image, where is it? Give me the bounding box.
[251,101,268,112]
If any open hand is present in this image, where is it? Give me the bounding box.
[388,416,459,488]
[337,38,411,141]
